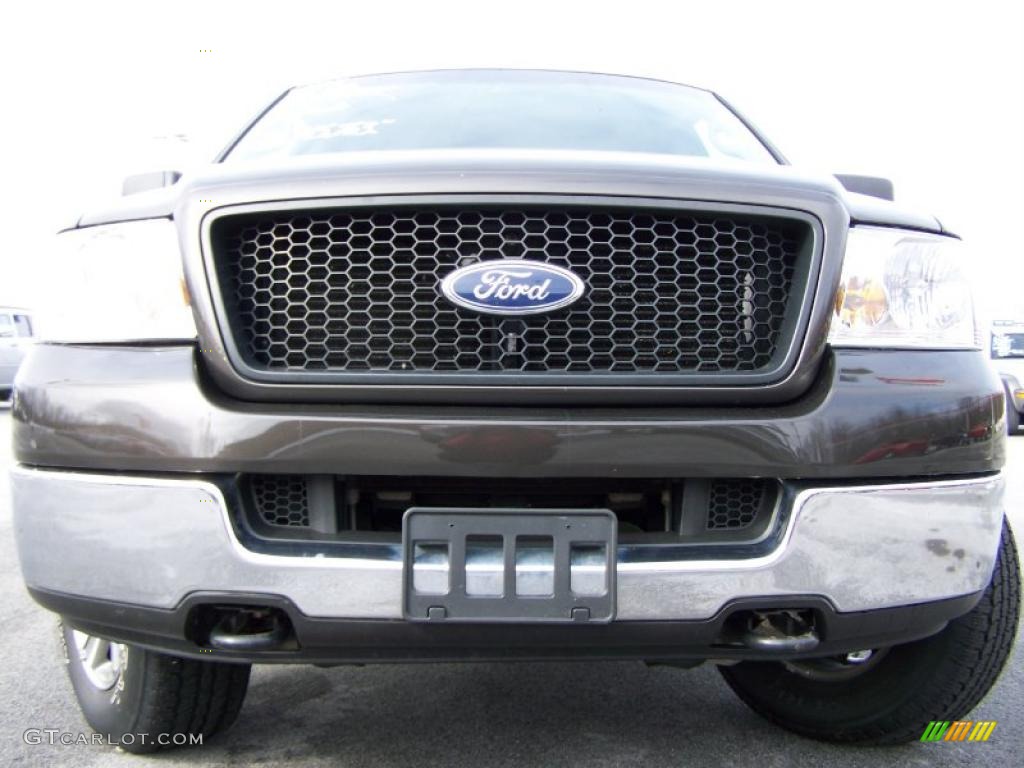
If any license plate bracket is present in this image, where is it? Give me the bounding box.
[402,508,617,623]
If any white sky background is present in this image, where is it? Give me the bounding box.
[1,0,1022,317]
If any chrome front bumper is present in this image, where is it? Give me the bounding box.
[11,467,1005,622]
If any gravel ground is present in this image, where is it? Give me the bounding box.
[1,410,1022,767]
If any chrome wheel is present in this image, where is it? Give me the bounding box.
[72,631,126,691]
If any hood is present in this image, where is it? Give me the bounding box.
[73,149,946,234]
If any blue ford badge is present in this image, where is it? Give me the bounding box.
[440,259,585,316]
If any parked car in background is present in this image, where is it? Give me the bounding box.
[0,306,33,405]
[991,319,1024,433]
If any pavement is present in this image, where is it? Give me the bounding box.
[0,409,1022,767]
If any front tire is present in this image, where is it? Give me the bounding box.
[720,520,1020,744]
[61,625,251,753]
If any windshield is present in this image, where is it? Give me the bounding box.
[226,70,777,164]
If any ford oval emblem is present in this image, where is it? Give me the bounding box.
[440,259,585,316]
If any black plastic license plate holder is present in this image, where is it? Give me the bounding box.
[402,507,617,624]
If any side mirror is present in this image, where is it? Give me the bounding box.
[122,170,182,196]
[834,174,895,201]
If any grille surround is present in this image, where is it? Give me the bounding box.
[202,196,822,391]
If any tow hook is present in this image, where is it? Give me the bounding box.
[205,606,293,652]
[740,609,820,653]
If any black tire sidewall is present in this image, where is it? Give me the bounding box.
[61,624,146,740]
[721,521,1020,742]
[722,627,957,731]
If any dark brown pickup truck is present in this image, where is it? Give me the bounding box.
[11,69,1018,752]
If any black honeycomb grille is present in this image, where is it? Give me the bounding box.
[250,475,309,527]
[706,479,771,530]
[211,207,806,377]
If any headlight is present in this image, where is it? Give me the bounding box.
[36,219,196,342]
[828,226,977,349]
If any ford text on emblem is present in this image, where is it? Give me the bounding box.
[440,259,586,316]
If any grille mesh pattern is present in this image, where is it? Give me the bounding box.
[706,479,770,530]
[213,207,804,376]
[251,475,309,527]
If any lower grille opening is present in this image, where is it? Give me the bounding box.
[707,479,769,530]
[252,475,309,527]
[241,475,778,546]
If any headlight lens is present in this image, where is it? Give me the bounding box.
[828,226,977,349]
[37,219,196,342]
